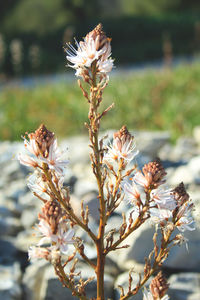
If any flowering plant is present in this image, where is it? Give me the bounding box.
[18,24,195,300]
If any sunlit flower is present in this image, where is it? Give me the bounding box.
[150,207,172,223]
[28,246,50,262]
[51,227,75,255]
[143,290,169,300]
[134,171,150,189]
[37,219,54,245]
[17,153,38,168]
[121,179,142,207]
[41,139,69,175]
[66,24,113,76]
[151,188,176,211]
[176,201,195,232]
[104,126,138,165]
[27,173,49,196]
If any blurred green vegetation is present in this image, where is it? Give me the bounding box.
[1,0,200,76]
[1,63,200,141]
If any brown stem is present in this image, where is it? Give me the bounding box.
[119,229,173,300]
[105,209,147,254]
[89,62,106,299]
[55,263,89,300]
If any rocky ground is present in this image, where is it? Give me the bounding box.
[1,128,200,300]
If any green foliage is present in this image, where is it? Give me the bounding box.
[1,63,200,141]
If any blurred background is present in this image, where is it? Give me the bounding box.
[0,0,200,141]
[1,2,200,300]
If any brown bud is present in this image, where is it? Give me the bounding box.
[29,124,55,158]
[142,158,166,188]
[38,199,63,234]
[150,271,169,299]
[86,23,111,51]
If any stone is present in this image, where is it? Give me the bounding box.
[134,131,170,158]
[23,260,49,300]
[163,226,200,271]
[0,217,23,236]
[0,263,22,300]
[23,261,114,300]
[21,208,38,229]
[168,273,200,300]
[0,239,19,265]
[168,165,193,186]
[109,219,155,270]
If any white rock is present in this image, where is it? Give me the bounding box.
[168,273,200,300]
[169,165,193,186]
[0,263,22,300]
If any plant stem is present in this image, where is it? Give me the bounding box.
[89,63,106,299]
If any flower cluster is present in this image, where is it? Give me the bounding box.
[18,124,74,263]
[66,23,114,78]
[121,158,195,233]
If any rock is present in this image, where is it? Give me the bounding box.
[169,165,194,186]
[23,261,114,300]
[15,229,39,252]
[0,217,23,236]
[21,208,38,229]
[0,263,22,300]
[168,273,200,300]
[74,179,98,198]
[108,219,155,270]
[163,226,200,271]
[134,131,170,158]
[169,137,198,161]
[61,136,90,165]
[23,260,49,300]
[0,239,19,265]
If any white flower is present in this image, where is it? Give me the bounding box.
[114,138,138,162]
[37,219,54,245]
[143,290,169,300]
[51,227,75,255]
[134,171,150,189]
[24,137,39,157]
[150,207,172,223]
[177,216,195,232]
[41,139,69,175]
[176,202,195,232]
[17,153,38,168]
[27,173,49,196]
[66,38,106,70]
[121,179,142,206]
[28,246,49,262]
[103,144,119,163]
[151,188,176,211]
